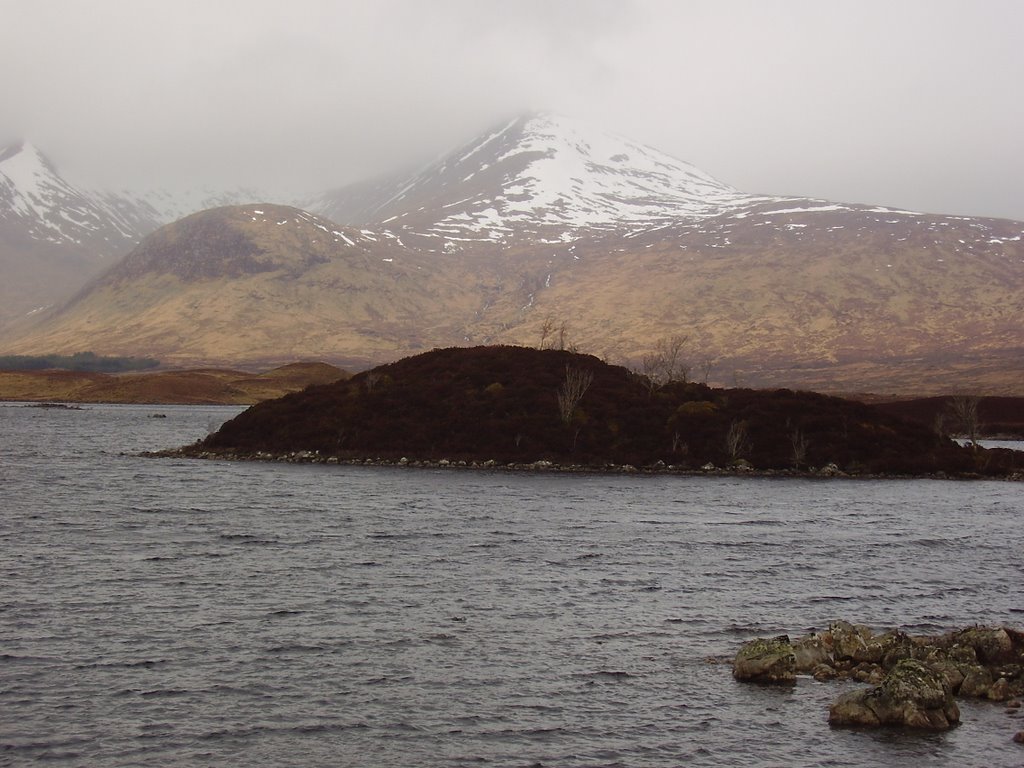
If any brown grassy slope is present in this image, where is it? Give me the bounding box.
[3,204,1022,395]
[0,369,110,401]
[0,361,347,404]
[0,205,489,369]
[480,208,1024,395]
[0,218,131,329]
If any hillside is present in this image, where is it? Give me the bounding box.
[483,200,1024,394]
[0,361,346,405]
[0,204,488,368]
[0,142,156,326]
[188,346,1022,477]
[2,115,1023,394]
[4,199,1023,393]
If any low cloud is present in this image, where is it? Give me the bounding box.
[2,0,1022,219]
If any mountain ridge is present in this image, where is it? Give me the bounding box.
[0,141,267,325]
[306,113,795,249]
[2,115,1023,394]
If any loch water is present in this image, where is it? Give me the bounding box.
[1,402,1023,767]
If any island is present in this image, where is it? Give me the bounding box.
[159,345,1022,478]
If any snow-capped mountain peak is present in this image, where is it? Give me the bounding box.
[310,112,780,246]
[0,140,271,249]
[0,141,60,183]
[472,112,751,223]
[1,141,85,227]
[0,140,152,248]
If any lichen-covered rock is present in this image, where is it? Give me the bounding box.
[827,620,897,664]
[987,677,1012,702]
[956,627,1015,665]
[792,633,831,672]
[852,662,885,685]
[813,663,837,682]
[960,665,994,698]
[733,635,796,685]
[828,621,871,661]
[828,660,960,730]
[919,648,967,694]
[733,621,1023,730]
[872,630,912,668]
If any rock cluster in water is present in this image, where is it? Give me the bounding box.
[733,621,1024,733]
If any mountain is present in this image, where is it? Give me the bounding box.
[0,142,158,325]
[306,112,787,248]
[488,201,1024,393]
[0,141,270,328]
[0,203,492,368]
[2,115,1023,394]
[0,142,153,247]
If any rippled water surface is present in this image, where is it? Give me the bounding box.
[2,403,1023,766]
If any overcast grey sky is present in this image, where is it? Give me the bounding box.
[2,0,1022,220]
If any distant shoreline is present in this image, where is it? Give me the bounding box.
[0,361,346,406]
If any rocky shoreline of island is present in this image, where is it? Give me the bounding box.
[142,445,1024,481]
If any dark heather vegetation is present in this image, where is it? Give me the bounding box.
[874,395,1024,440]
[194,346,1022,477]
[0,352,160,372]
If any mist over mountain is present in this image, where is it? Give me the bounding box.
[2,114,1023,394]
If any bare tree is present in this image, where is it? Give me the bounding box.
[556,321,569,351]
[790,427,809,469]
[639,352,663,396]
[697,356,716,385]
[538,316,556,349]
[639,334,691,391]
[538,316,573,351]
[557,366,594,425]
[725,419,752,462]
[948,395,982,448]
[658,334,690,383]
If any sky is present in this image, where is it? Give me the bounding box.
[2,0,1023,220]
